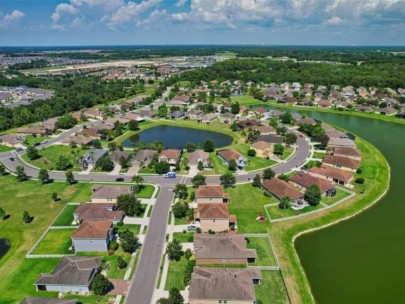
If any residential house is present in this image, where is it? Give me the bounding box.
[77,128,102,140]
[270,110,285,118]
[41,118,58,131]
[189,267,262,304]
[71,220,114,252]
[110,150,132,165]
[252,107,266,116]
[289,171,336,197]
[34,256,102,293]
[74,203,124,224]
[253,125,276,135]
[322,155,360,172]
[297,118,317,126]
[262,178,304,201]
[185,109,203,120]
[217,149,248,168]
[83,108,104,120]
[318,100,333,108]
[219,112,235,124]
[255,134,284,144]
[188,149,209,167]
[80,149,108,167]
[63,136,93,146]
[199,113,217,123]
[237,119,259,130]
[194,203,236,233]
[332,147,362,161]
[309,165,354,186]
[377,107,398,116]
[170,110,185,120]
[158,149,182,165]
[251,141,273,158]
[136,109,158,119]
[0,92,12,102]
[91,185,132,203]
[195,185,230,204]
[328,137,356,148]
[133,149,156,167]
[21,297,77,304]
[194,234,257,265]
[0,133,24,147]
[122,112,144,122]
[357,104,374,113]
[16,127,47,136]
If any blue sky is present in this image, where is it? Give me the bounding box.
[0,0,404,46]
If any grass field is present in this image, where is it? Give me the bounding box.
[279,146,294,161]
[137,185,155,199]
[312,151,326,159]
[225,183,277,233]
[53,204,78,226]
[164,255,189,291]
[32,228,76,255]
[233,143,277,171]
[255,270,290,304]
[266,204,324,220]
[173,232,195,243]
[24,135,49,146]
[322,188,352,206]
[0,144,14,152]
[116,224,141,236]
[246,237,277,266]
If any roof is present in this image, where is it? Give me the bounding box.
[0,133,24,145]
[188,149,209,164]
[82,149,108,162]
[35,256,102,286]
[256,134,284,144]
[298,118,317,125]
[378,107,397,114]
[92,185,132,200]
[255,125,276,134]
[75,203,124,222]
[262,178,304,199]
[289,171,335,193]
[110,150,131,163]
[318,99,332,106]
[16,127,47,135]
[323,155,360,170]
[309,165,354,183]
[72,220,112,239]
[334,147,362,158]
[134,149,156,162]
[63,136,93,146]
[20,297,76,304]
[196,185,224,198]
[189,267,261,301]
[159,149,181,159]
[251,141,272,151]
[194,203,230,219]
[328,137,356,148]
[194,234,256,260]
[217,149,242,162]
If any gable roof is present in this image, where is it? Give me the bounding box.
[323,155,360,170]
[188,149,209,164]
[333,147,362,158]
[196,185,224,198]
[262,178,304,199]
[217,149,242,162]
[251,141,272,151]
[194,203,230,219]
[254,125,276,134]
[74,203,124,222]
[194,234,256,260]
[72,220,112,239]
[92,185,132,200]
[289,171,335,193]
[35,256,102,286]
[189,267,261,301]
[134,149,156,162]
[110,150,131,163]
[309,165,354,183]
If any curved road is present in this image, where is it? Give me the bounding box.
[0,127,310,304]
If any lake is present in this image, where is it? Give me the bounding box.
[0,239,10,259]
[122,125,233,149]
[266,106,405,303]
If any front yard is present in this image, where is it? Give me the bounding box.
[173,232,195,243]
[164,255,189,291]
[32,228,76,255]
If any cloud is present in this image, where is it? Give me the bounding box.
[4,10,25,21]
[176,0,188,7]
[327,16,343,25]
[52,3,78,23]
[136,9,167,26]
[0,10,25,29]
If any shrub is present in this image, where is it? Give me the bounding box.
[109,240,119,251]
[355,177,365,184]
[117,256,127,269]
[356,168,363,174]
[247,149,256,157]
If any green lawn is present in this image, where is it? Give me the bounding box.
[165,256,189,291]
[0,144,14,152]
[33,228,76,255]
[53,204,78,226]
[174,216,189,225]
[137,185,155,199]
[22,145,86,171]
[279,146,294,161]
[266,204,324,220]
[225,184,277,233]
[234,143,277,171]
[313,151,326,159]
[246,237,277,266]
[173,232,195,243]
[115,224,141,236]
[322,188,352,206]
[255,271,290,304]
[24,135,49,146]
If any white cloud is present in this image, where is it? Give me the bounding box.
[4,10,25,21]
[52,3,77,23]
[176,0,188,7]
[0,10,25,29]
[136,9,167,26]
[327,16,343,25]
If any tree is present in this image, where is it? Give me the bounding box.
[228,159,237,171]
[285,133,297,145]
[90,274,112,296]
[0,207,7,220]
[119,156,129,168]
[172,202,189,219]
[117,256,127,269]
[169,288,184,304]
[280,111,293,124]
[0,163,7,176]
[158,104,168,118]
[166,239,183,261]
[117,194,143,216]
[93,139,102,149]
[203,139,215,152]
[305,184,322,206]
[16,165,27,182]
[174,184,188,199]
[262,168,275,180]
[220,173,236,188]
[197,160,204,171]
[128,119,139,131]
[38,168,49,184]
[279,196,290,209]
[65,170,75,185]
[274,143,284,156]
[54,155,72,171]
[26,145,39,160]
[131,175,144,189]
[108,141,117,151]
[119,229,139,253]
[23,211,32,223]
[231,102,240,114]
[155,161,170,174]
[191,174,206,188]
[95,156,114,172]
[247,149,256,157]
[276,126,288,136]
[252,174,261,187]
[57,114,77,129]
[186,142,196,152]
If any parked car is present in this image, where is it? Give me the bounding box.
[187,225,197,231]
[165,172,176,178]
[115,177,124,182]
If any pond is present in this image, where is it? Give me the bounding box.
[122,125,233,149]
[0,239,10,259]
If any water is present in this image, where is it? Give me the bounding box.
[276,109,405,303]
[122,125,233,149]
[0,239,10,259]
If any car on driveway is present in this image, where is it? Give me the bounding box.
[187,225,197,231]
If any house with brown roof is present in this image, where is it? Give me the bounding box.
[189,267,261,304]
[262,178,304,201]
[34,256,102,293]
[309,165,354,186]
[110,150,132,165]
[251,141,273,158]
[327,137,356,148]
[91,185,132,203]
[254,125,276,135]
[41,118,59,131]
[194,234,256,265]
[333,147,362,161]
[83,108,105,120]
[72,220,114,252]
[194,203,236,233]
[16,127,47,136]
[133,149,156,166]
[195,185,230,204]
[377,107,398,116]
[237,119,258,130]
[0,133,25,147]
[77,128,102,139]
[63,135,93,146]
[188,149,209,167]
[74,203,124,224]
[289,171,336,197]
[217,149,248,168]
[318,99,333,108]
[158,149,182,165]
[323,155,360,172]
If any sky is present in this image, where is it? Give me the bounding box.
[0,0,404,46]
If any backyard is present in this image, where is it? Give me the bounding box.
[255,270,290,304]
[32,228,76,255]
[53,204,78,226]
[246,236,277,266]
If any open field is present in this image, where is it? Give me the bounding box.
[32,228,75,255]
